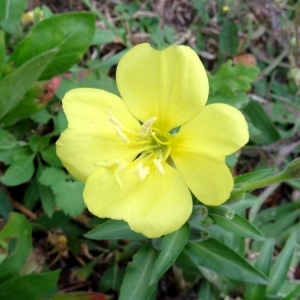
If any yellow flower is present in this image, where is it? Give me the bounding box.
[56,43,249,238]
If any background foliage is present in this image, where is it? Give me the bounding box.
[0,0,300,299]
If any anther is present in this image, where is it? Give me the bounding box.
[137,163,150,181]
[154,158,165,174]
[140,117,157,137]
[106,109,129,144]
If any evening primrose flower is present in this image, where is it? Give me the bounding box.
[56,43,249,238]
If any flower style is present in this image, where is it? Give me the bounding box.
[56,43,249,238]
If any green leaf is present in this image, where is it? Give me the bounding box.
[40,146,63,167]
[99,262,123,291]
[150,224,190,284]
[0,129,18,151]
[0,190,12,220]
[38,167,67,187]
[51,181,86,217]
[1,154,35,186]
[198,281,218,300]
[10,12,95,79]
[0,213,32,282]
[245,238,275,300]
[0,270,60,300]
[38,183,56,218]
[235,168,275,184]
[219,20,239,56]
[208,60,260,96]
[29,135,50,153]
[0,0,27,35]
[183,239,268,284]
[0,30,4,78]
[267,232,297,295]
[244,101,280,144]
[283,284,300,300]
[208,206,265,240]
[0,49,57,120]
[85,219,145,240]
[119,245,158,300]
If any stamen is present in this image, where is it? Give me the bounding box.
[140,117,157,137]
[154,158,165,174]
[106,109,129,144]
[137,163,150,181]
[95,160,125,188]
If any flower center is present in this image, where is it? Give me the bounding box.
[104,110,173,182]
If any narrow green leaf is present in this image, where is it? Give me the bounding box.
[209,206,265,240]
[119,245,158,300]
[0,213,32,282]
[0,49,57,120]
[150,224,190,284]
[219,20,239,56]
[0,30,4,78]
[0,0,27,35]
[184,239,268,284]
[0,270,60,300]
[10,12,95,79]
[1,154,35,186]
[235,168,275,184]
[84,220,145,240]
[283,284,300,300]
[244,101,280,144]
[245,238,275,300]
[198,281,218,300]
[267,232,297,295]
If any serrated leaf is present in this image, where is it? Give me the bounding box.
[184,239,268,284]
[0,270,60,300]
[209,60,260,96]
[150,224,190,284]
[0,0,28,35]
[119,245,158,300]
[85,219,145,240]
[38,167,67,187]
[267,232,297,295]
[209,206,265,240]
[245,238,275,300]
[1,154,35,186]
[51,181,86,217]
[9,12,95,79]
[0,49,57,120]
[0,213,32,282]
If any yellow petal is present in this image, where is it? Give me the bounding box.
[56,88,141,182]
[84,163,192,238]
[173,103,249,156]
[116,43,208,133]
[171,152,233,206]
